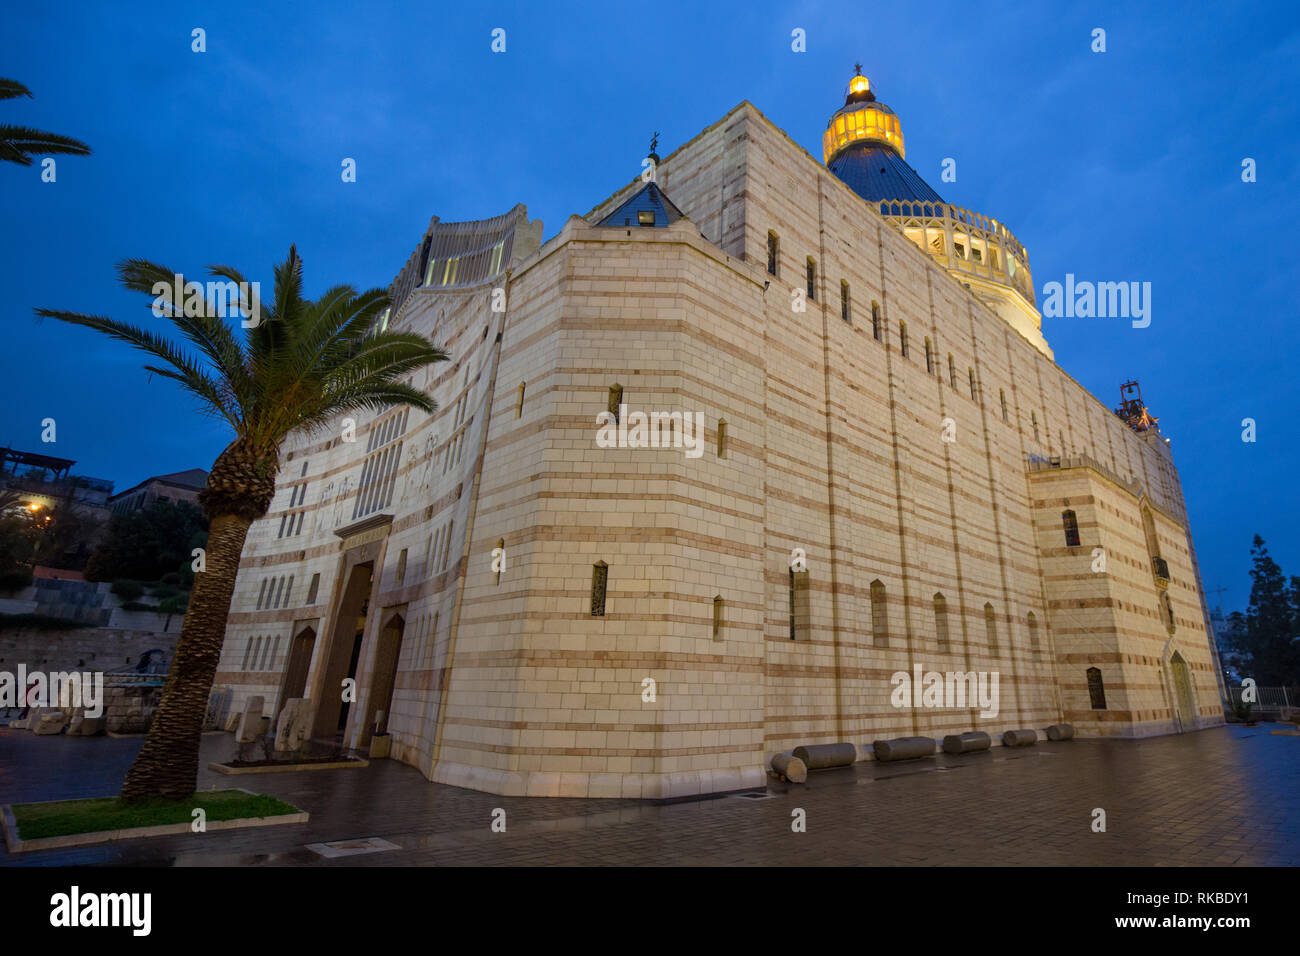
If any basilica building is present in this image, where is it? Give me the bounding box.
[214,72,1226,798]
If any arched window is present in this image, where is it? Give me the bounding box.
[984,602,998,653]
[1087,666,1107,709]
[934,593,950,651]
[871,580,888,647]
[872,302,882,341]
[1062,509,1080,547]
[607,384,623,424]
[591,561,608,617]
[1027,612,1040,657]
[713,595,724,640]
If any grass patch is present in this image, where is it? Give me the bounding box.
[12,790,301,840]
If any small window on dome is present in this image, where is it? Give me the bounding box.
[637,209,655,226]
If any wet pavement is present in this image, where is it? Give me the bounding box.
[1,723,1295,866]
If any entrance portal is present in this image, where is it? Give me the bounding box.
[1170,650,1197,730]
[361,612,405,746]
[278,625,316,717]
[311,562,374,741]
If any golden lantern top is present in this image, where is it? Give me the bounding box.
[822,68,905,163]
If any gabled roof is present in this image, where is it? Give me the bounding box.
[594,181,685,228]
[828,142,945,204]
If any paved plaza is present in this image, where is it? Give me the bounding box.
[1,724,1295,866]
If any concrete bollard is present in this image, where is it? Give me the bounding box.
[771,753,808,783]
[1046,723,1075,741]
[942,731,992,755]
[873,736,937,762]
[792,742,857,771]
[1002,729,1038,747]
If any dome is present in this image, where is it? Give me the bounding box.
[822,68,945,205]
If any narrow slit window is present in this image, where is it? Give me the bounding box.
[934,593,950,651]
[1027,612,1040,657]
[591,561,608,617]
[608,384,623,424]
[495,537,505,585]
[948,354,957,388]
[872,302,882,341]
[712,595,724,640]
[1062,510,1080,547]
[1087,667,1107,709]
[306,573,320,605]
[717,419,727,458]
[925,337,933,374]
[396,549,408,587]
[806,257,817,301]
[516,381,526,418]
[871,580,888,648]
[767,232,779,276]
[968,368,977,401]
[899,322,908,358]
[1032,411,1040,441]
[1000,389,1009,422]
[840,280,851,322]
[984,603,998,654]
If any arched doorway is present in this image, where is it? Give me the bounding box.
[1170,651,1197,730]
[361,612,405,747]
[278,625,316,717]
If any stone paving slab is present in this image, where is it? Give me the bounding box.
[0,723,1295,866]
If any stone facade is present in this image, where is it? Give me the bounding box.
[213,100,1224,799]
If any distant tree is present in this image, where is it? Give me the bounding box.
[0,78,91,166]
[1223,536,1300,685]
[85,500,209,583]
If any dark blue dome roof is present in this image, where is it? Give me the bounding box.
[828,141,945,205]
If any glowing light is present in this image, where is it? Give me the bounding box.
[849,74,870,95]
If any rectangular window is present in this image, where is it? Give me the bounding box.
[948,354,957,388]
[872,302,882,341]
[516,381,526,418]
[1000,389,1009,422]
[440,521,454,572]
[925,337,933,374]
[717,419,728,458]
[283,576,294,607]
[591,562,608,617]
[767,232,779,276]
[712,596,724,641]
[1032,412,1040,441]
[306,573,320,605]
[806,258,817,301]
[608,384,623,424]
[256,579,268,611]
[899,322,908,358]
[396,548,408,587]
[840,281,850,322]
[969,368,977,401]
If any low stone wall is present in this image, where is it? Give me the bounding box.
[0,626,177,674]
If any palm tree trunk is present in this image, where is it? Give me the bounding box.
[120,513,251,802]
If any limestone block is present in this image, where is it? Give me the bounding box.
[273,698,313,753]
[873,736,937,762]
[792,742,856,771]
[771,752,807,783]
[236,695,265,743]
[942,731,992,754]
[34,710,69,735]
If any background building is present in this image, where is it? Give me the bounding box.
[108,468,207,516]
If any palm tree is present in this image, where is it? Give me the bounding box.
[37,246,448,800]
[1,78,91,165]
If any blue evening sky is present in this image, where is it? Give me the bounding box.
[1,0,1297,613]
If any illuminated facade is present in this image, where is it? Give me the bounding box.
[212,74,1225,799]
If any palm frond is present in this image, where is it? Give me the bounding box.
[0,125,91,164]
[0,79,33,101]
